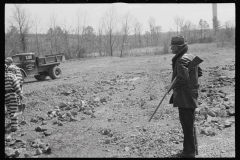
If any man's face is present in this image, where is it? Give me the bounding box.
[171,45,179,54]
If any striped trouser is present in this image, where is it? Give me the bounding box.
[5,93,21,129]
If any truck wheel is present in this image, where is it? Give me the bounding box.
[20,70,26,83]
[49,66,62,79]
[34,74,47,81]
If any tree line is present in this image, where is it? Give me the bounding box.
[5,4,235,59]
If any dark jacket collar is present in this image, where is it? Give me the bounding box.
[171,45,188,64]
[172,45,188,68]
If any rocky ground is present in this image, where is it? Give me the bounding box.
[5,45,235,158]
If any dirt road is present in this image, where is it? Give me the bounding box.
[5,45,235,158]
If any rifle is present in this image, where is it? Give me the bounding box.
[148,56,203,122]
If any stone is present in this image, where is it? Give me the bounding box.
[42,146,51,154]
[219,110,228,117]
[210,117,219,122]
[223,97,229,101]
[24,153,31,158]
[35,148,42,155]
[94,97,101,102]
[43,131,52,136]
[52,119,58,125]
[42,121,47,125]
[15,148,27,157]
[53,106,60,110]
[20,120,27,125]
[105,139,111,144]
[5,134,12,142]
[35,126,47,132]
[59,102,68,108]
[100,98,107,104]
[200,88,208,92]
[225,105,230,109]
[150,94,157,101]
[5,147,15,158]
[100,129,111,135]
[201,127,215,136]
[37,116,45,121]
[199,110,208,116]
[125,147,130,152]
[224,119,235,128]
[70,111,78,116]
[65,106,72,110]
[195,115,205,121]
[70,117,78,121]
[210,108,222,117]
[207,110,216,117]
[84,109,92,115]
[227,109,235,116]
[8,139,17,146]
[30,118,38,123]
[58,122,63,126]
[31,143,39,148]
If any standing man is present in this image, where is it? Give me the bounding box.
[5,57,25,119]
[5,64,23,132]
[169,35,202,158]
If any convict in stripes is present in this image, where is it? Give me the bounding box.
[5,64,23,132]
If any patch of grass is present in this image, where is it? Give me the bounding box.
[188,43,217,53]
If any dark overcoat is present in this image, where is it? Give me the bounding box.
[169,45,202,108]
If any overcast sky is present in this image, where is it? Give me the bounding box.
[5,3,235,34]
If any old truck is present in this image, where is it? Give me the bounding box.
[11,53,65,81]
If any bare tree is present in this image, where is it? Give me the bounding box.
[75,9,87,58]
[33,14,41,56]
[174,16,184,35]
[5,25,20,56]
[162,28,174,54]
[198,19,205,42]
[103,5,118,57]
[155,25,162,46]
[10,4,32,52]
[97,17,105,56]
[50,13,59,54]
[224,20,235,44]
[148,16,156,46]
[46,13,57,54]
[203,20,210,41]
[61,19,72,59]
[144,31,151,47]
[133,19,143,48]
[119,12,133,57]
[213,16,221,35]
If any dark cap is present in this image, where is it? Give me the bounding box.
[169,35,188,46]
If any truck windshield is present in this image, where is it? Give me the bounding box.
[12,56,22,63]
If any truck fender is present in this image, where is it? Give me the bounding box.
[19,68,27,78]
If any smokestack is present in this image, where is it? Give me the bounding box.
[212,3,218,33]
[212,3,217,21]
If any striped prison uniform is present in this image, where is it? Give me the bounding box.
[5,72,22,129]
[6,64,24,91]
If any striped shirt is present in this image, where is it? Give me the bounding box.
[6,64,23,85]
[5,72,22,96]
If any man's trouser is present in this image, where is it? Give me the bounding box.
[178,107,196,155]
[5,93,20,129]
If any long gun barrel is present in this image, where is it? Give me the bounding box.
[148,56,203,122]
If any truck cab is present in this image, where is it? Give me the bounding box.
[12,53,38,76]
